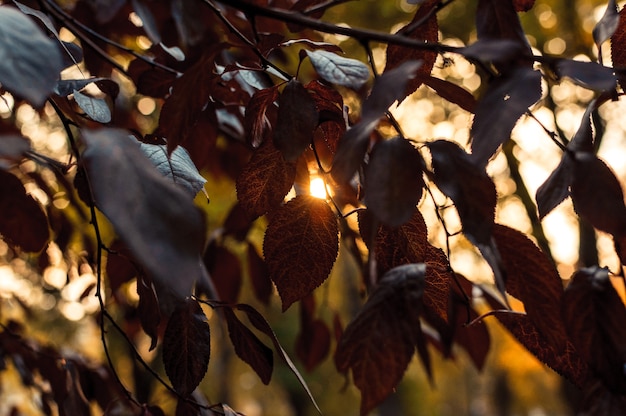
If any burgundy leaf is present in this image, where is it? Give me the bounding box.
[611,7,626,71]
[470,67,542,167]
[335,264,427,415]
[263,195,338,310]
[295,318,331,372]
[82,128,207,299]
[536,153,574,219]
[364,136,425,227]
[571,153,626,236]
[247,242,273,305]
[137,274,161,351]
[0,170,49,252]
[562,266,626,393]
[236,138,296,219]
[513,0,535,12]
[203,243,242,303]
[162,299,211,397]
[127,58,176,98]
[418,75,477,113]
[223,308,273,384]
[273,79,319,162]
[244,86,279,148]
[305,50,370,90]
[223,203,254,241]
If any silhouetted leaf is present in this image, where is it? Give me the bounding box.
[552,59,617,91]
[137,274,161,351]
[331,60,423,185]
[236,138,296,219]
[73,90,111,123]
[0,135,30,168]
[203,243,242,303]
[274,79,318,161]
[295,298,331,374]
[263,195,338,310]
[476,0,531,56]
[244,86,279,148]
[458,39,524,64]
[131,0,161,44]
[384,0,438,97]
[82,129,207,299]
[422,247,454,349]
[162,299,210,397]
[562,266,626,393]
[470,67,542,167]
[536,153,574,219]
[418,75,477,113]
[306,50,370,89]
[0,6,64,107]
[223,308,273,384]
[571,153,626,236]
[492,224,566,349]
[0,170,49,252]
[365,137,424,227]
[335,264,427,415]
[593,0,619,59]
[235,303,321,413]
[133,137,207,197]
[427,140,496,245]
[247,242,273,305]
[127,58,177,98]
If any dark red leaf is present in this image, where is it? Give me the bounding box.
[236,138,296,219]
[105,240,138,299]
[422,247,454,349]
[571,153,626,236]
[244,86,279,148]
[335,264,427,415]
[137,274,161,351]
[365,136,425,227]
[263,195,338,310]
[418,75,477,113]
[247,242,273,305]
[384,0,438,98]
[295,318,331,372]
[162,299,211,397]
[536,153,574,219]
[0,170,49,252]
[223,308,273,384]
[593,0,619,58]
[203,243,242,303]
[427,140,496,245]
[470,67,542,167]
[611,7,626,70]
[331,60,423,185]
[492,224,567,349]
[127,58,177,98]
[82,128,207,299]
[273,79,319,162]
[223,203,254,241]
[562,266,626,393]
[305,50,370,90]
[513,0,535,12]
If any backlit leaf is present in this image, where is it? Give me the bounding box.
[418,75,477,113]
[335,264,427,415]
[162,299,211,397]
[536,153,574,219]
[273,79,319,162]
[263,195,338,310]
[593,0,619,60]
[244,86,279,148]
[73,90,111,124]
[470,67,542,167]
[611,7,626,70]
[0,6,64,107]
[562,266,626,393]
[427,140,496,245]
[236,138,296,219]
[475,0,531,55]
[492,224,566,349]
[384,0,438,97]
[306,50,370,90]
[365,136,425,227]
[571,153,626,236]
[82,128,207,299]
[552,59,617,91]
[223,308,273,384]
[0,170,49,252]
[133,137,207,197]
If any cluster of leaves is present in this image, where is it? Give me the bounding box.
[2,0,626,414]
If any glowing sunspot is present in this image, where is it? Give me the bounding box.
[309,177,327,199]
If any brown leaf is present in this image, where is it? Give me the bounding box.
[475,0,531,57]
[611,6,626,78]
[203,243,242,303]
[244,85,279,148]
[137,274,161,351]
[422,247,454,347]
[162,299,211,397]
[82,129,207,300]
[562,266,626,393]
[0,170,49,252]
[223,308,273,384]
[418,75,477,113]
[470,67,542,167]
[246,242,273,305]
[365,136,425,227]
[236,138,296,219]
[536,153,574,219]
[492,224,566,349]
[273,79,319,162]
[384,0,438,98]
[335,264,427,415]
[295,319,331,372]
[263,195,338,310]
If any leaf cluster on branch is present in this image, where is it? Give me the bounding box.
[1,0,626,414]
